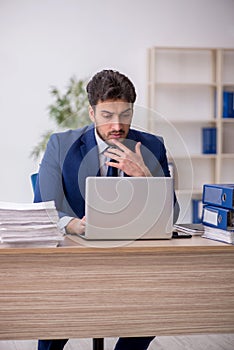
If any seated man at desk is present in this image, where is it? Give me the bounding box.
[34,69,179,350]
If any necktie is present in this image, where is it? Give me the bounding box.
[107,159,118,177]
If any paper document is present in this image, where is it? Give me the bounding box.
[0,201,64,248]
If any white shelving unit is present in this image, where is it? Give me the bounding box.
[147,47,234,223]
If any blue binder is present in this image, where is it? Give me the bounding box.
[192,199,202,223]
[202,205,234,230]
[223,91,234,118]
[202,127,216,154]
[202,184,234,209]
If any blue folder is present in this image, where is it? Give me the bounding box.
[202,205,234,230]
[223,91,234,118]
[202,127,216,154]
[202,184,234,210]
[192,199,202,223]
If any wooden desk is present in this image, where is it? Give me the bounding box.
[0,236,234,340]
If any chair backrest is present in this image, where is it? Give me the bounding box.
[31,173,38,193]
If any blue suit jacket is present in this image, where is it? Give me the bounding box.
[34,124,175,220]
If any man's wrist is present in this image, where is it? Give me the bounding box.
[65,218,79,234]
[58,216,75,233]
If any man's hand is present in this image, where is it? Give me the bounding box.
[104,139,152,177]
[66,216,86,235]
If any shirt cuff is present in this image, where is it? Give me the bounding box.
[58,216,74,234]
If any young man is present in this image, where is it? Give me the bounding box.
[34,69,179,350]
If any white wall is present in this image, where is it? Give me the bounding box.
[0,0,234,202]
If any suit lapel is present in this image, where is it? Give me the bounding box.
[62,124,100,218]
[79,124,100,176]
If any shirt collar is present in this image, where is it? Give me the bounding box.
[94,128,109,155]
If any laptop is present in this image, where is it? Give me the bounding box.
[80,177,173,241]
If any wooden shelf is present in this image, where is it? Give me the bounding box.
[222,83,234,87]
[148,82,217,87]
[158,119,217,124]
[169,154,217,160]
[222,118,234,123]
[221,153,234,159]
[147,46,234,223]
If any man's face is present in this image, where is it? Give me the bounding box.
[89,99,133,145]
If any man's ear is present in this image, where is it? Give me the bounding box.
[89,106,95,122]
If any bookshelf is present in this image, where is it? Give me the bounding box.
[147,47,234,223]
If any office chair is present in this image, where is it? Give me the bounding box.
[30,173,104,350]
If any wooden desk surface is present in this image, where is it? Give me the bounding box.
[0,234,233,254]
[0,236,234,340]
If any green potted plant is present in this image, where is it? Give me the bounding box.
[31,76,90,160]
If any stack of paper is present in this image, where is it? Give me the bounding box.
[202,225,234,245]
[173,223,204,236]
[0,201,64,247]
